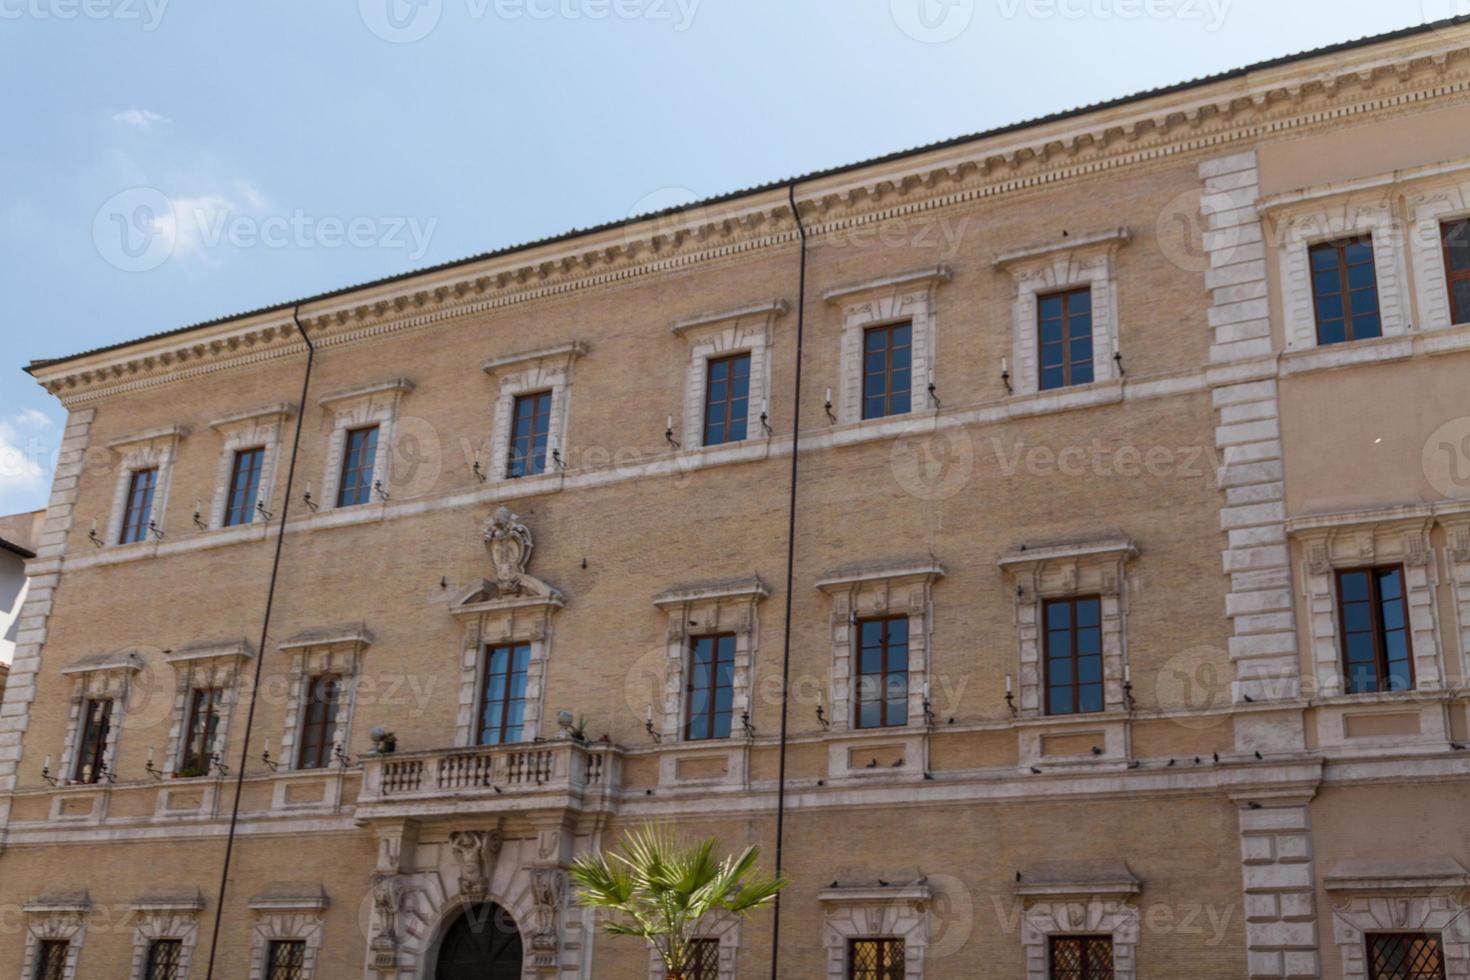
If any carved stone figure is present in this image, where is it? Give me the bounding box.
[449,823,505,900]
[370,873,405,970]
[482,506,534,593]
[528,867,566,956]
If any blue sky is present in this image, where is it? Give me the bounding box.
[0,0,1452,514]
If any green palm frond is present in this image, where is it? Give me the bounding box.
[569,823,788,975]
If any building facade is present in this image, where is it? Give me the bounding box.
[3,19,1470,980]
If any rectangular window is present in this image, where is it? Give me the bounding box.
[144,939,184,980]
[1367,933,1446,980]
[337,426,379,507]
[73,697,112,782]
[703,353,751,446]
[861,323,912,420]
[848,938,904,980]
[507,392,553,478]
[1338,566,1413,694]
[1050,935,1115,980]
[854,616,908,729]
[1038,287,1094,391]
[120,467,159,544]
[1309,237,1382,345]
[265,940,307,980]
[685,634,735,741]
[477,643,530,746]
[683,938,720,980]
[32,940,69,980]
[1044,596,1104,716]
[1444,219,1470,325]
[296,674,342,770]
[224,447,267,527]
[179,687,224,776]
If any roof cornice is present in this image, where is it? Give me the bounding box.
[29,27,1470,406]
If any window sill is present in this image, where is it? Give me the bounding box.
[1282,320,1470,375]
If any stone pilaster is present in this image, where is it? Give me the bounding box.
[0,407,96,815]
[1234,795,1321,979]
[1200,151,1304,750]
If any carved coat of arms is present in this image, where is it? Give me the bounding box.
[482,507,533,593]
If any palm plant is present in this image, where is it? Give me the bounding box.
[569,824,787,979]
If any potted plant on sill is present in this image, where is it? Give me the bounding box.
[570,824,786,980]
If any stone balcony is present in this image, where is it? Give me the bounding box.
[354,739,623,820]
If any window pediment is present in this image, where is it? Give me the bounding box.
[165,638,255,666]
[207,402,296,432]
[248,882,329,913]
[1013,859,1141,899]
[449,576,565,617]
[998,537,1138,590]
[816,558,944,592]
[653,575,768,609]
[1324,858,1470,894]
[59,649,145,676]
[992,226,1131,271]
[669,301,787,337]
[277,623,374,652]
[105,424,189,453]
[316,377,414,410]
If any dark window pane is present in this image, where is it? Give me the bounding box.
[1037,287,1094,391]
[32,940,70,980]
[337,426,379,506]
[297,674,342,770]
[685,634,737,741]
[73,698,113,782]
[861,323,914,420]
[507,393,552,478]
[478,644,531,745]
[1310,238,1381,345]
[1338,566,1414,694]
[703,353,753,447]
[265,940,307,980]
[224,447,267,527]
[1367,933,1445,980]
[144,939,184,980]
[180,687,224,775]
[854,617,909,729]
[1044,597,1106,717]
[684,938,721,980]
[849,938,905,980]
[120,467,159,543]
[1050,935,1115,980]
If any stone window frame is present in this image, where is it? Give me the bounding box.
[161,639,254,778]
[818,885,931,980]
[1018,900,1141,980]
[57,651,144,783]
[481,342,587,481]
[246,885,329,980]
[1288,510,1444,697]
[816,560,943,734]
[669,301,787,450]
[104,425,188,547]
[275,625,373,772]
[1325,859,1470,980]
[994,229,1129,399]
[998,539,1138,719]
[204,403,296,529]
[645,912,742,980]
[651,577,768,742]
[449,580,565,747]
[127,890,204,980]
[317,378,415,511]
[823,267,951,425]
[1443,515,1470,688]
[1406,173,1470,333]
[1269,195,1410,352]
[21,891,90,980]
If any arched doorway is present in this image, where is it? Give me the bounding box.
[435,903,524,980]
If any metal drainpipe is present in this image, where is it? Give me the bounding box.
[201,306,315,980]
[768,183,809,980]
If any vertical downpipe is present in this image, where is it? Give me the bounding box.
[769,184,808,980]
[201,307,315,980]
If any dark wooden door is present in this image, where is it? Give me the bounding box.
[436,903,524,980]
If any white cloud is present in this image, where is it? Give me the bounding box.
[112,108,170,129]
[0,413,52,507]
